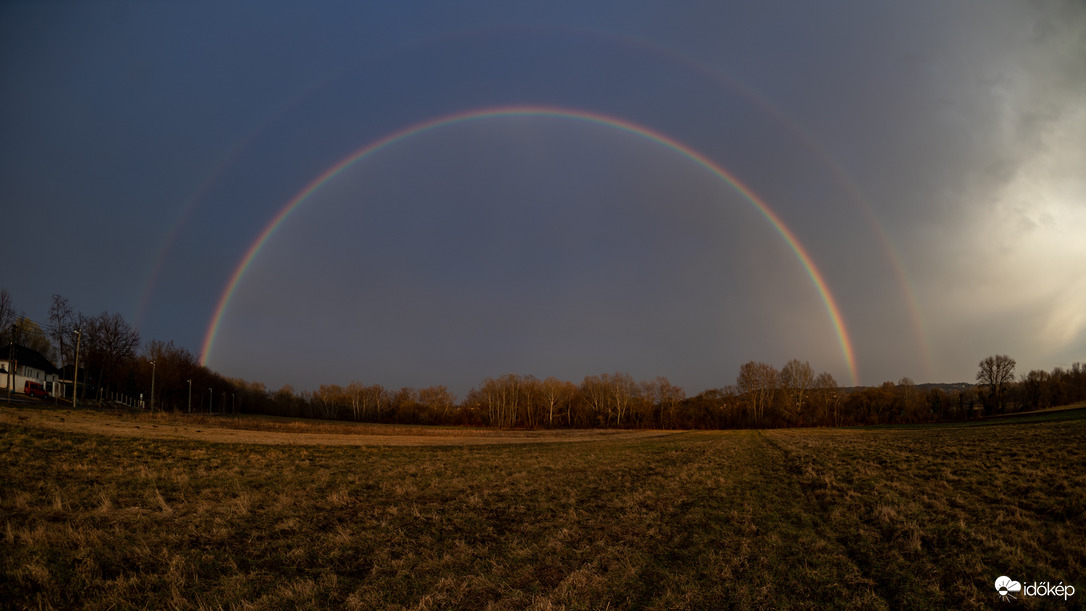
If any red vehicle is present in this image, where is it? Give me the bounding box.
[24,381,49,399]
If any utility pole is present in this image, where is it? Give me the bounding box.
[209,387,213,413]
[72,329,81,408]
[6,325,14,404]
[149,360,156,413]
[187,379,192,414]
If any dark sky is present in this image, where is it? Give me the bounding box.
[2,1,1083,397]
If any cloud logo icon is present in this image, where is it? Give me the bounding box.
[995,576,1022,601]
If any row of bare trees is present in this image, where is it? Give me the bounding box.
[4,291,240,410]
[258,361,837,429]
[288,373,687,428]
[6,289,1086,428]
[461,373,687,429]
[733,359,842,427]
[282,356,1086,429]
[3,292,142,401]
[44,294,140,401]
[1002,359,1086,413]
[117,351,1086,427]
[1,291,55,359]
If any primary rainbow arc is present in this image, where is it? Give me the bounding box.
[201,105,859,385]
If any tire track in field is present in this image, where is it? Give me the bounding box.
[761,422,1086,609]
[750,429,893,608]
[627,431,889,608]
[760,429,926,609]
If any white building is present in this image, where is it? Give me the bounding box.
[1,343,60,396]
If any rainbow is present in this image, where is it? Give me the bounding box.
[201,106,860,384]
[133,75,343,332]
[546,26,931,378]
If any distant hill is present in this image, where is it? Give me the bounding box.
[838,382,974,394]
[917,382,975,392]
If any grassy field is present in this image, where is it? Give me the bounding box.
[0,406,675,447]
[1,408,1083,609]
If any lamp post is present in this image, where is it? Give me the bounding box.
[72,329,81,408]
[149,360,156,413]
[209,388,213,413]
[6,324,14,404]
[231,393,235,414]
[187,379,192,414]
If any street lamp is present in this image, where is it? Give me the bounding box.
[6,324,14,405]
[187,379,192,414]
[149,360,156,413]
[72,329,81,408]
[209,388,213,413]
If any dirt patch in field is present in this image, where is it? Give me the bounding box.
[0,406,679,446]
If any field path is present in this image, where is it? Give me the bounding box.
[0,406,681,446]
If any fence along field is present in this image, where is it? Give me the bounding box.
[1,406,1083,609]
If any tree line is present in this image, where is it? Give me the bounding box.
[1,291,240,411]
[3,289,1084,428]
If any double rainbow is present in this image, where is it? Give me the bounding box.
[201,106,859,385]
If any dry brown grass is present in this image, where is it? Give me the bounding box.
[0,406,677,446]
[1,408,1082,608]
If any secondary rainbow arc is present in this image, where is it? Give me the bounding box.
[201,106,860,385]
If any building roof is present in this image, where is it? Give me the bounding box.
[1,343,60,375]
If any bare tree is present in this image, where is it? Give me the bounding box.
[141,339,200,411]
[780,359,814,425]
[1021,369,1053,409]
[540,377,575,428]
[651,376,685,428]
[608,372,637,427]
[272,384,300,416]
[470,377,499,426]
[737,361,779,426]
[14,317,53,360]
[518,375,540,428]
[49,294,75,369]
[362,384,390,420]
[811,371,840,426]
[342,382,363,420]
[391,387,420,422]
[897,377,927,422]
[419,385,455,421]
[312,384,344,419]
[636,379,659,428]
[471,374,530,428]
[80,311,140,400]
[977,354,1016,413]
[580,375,609,426]
[0,290,15,343]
